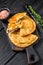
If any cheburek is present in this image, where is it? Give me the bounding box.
[20,16,36,36]
[8,32,38,48]
[8,12,26,23]
[7,13,36,36]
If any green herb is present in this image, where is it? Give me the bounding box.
[28,6,43,27]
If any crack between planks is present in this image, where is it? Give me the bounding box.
[5,52,17,65]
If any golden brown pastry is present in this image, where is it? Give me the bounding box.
[8,12,26,23]
[8,32,38,48]
[7,23,22,33]
[7,15,36,36]
[20,16,36,36]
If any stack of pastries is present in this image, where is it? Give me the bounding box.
[6,12,38,48]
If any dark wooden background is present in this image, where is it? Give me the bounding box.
[0,0,43,65]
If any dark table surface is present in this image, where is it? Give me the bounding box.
[0,0,43,65]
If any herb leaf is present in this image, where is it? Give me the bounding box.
[28,6,43,27]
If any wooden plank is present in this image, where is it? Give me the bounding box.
[0,29,16,65]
